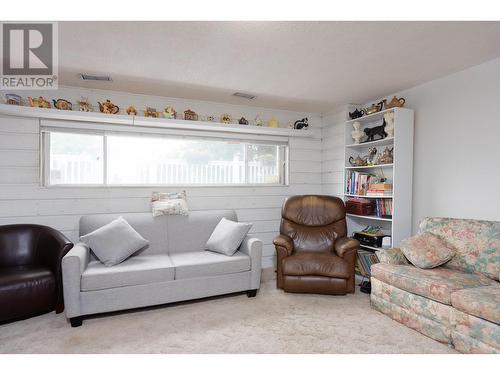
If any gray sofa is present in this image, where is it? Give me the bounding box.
[62,210,262,326]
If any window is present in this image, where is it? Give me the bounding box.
[43,130,288,186]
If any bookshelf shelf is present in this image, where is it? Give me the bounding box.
[343,107,414,249]
[360,244,384,251]
[345,137,394,149]
[344,194,393,199]
[346,213,393,222]
[345,164,393,170]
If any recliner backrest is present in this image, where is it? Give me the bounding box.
[280,195,347,253]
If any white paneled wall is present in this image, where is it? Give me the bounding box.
[0,88,323,269]
[321,109,346,196]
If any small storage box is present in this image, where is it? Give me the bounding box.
[345,200,375,216]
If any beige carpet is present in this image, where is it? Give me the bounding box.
[0,280,456,354]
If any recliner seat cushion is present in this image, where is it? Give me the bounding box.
[170,251,250,279]
[81,255,174,291]
[0,266,55,321]
[451,284,500,324]
[371,263,493,305]
[282,252,350,278]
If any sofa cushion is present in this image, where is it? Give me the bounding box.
[170,251,250,279]
[167,210,237,254]
[81,255,174,291]
[451,284,500,324]
[206,218,252,256]
[282,252,350,278]
[400,232,456,269]
[80,213,168,256]
[80,217,150,267]
[371,263,493,304]
[419,217,500,280]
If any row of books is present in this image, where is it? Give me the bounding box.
[366,183,393,197]
[356,249,380,277]
[374,198,393,217]
[345,171,375,195]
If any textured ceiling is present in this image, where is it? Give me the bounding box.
[58,21,500,113]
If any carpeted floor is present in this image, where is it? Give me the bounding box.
[0,280,456,354]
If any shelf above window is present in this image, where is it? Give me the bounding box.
[0,103,314,138]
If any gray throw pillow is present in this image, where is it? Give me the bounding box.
[80,217,149,266]
[206,217,252,256]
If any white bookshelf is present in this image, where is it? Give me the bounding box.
[343,107,414,251]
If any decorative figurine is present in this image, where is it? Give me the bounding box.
[364,102,383,115]
[220,114,232,124]
[349,108,365,119]
[348,155,368,167]
[367,147,378,165]
[53,99,73,111]
[144,107,160,118]
[351,121,365,144]
[77,97,93,112]
[206,115,216,122]
[238,117,249,125]
[378,147,394,165]
[28,96,51,108]
[384,111,395,137]
[163,106,177,119]
[5,94,22,105]
[363,122,387,142]
[184,109,198,121]
[126,106,137,115]
[254,115,263,126]
[382,96,405,109]
[98,100,119,114]
[293,118,309,129]
[267,117,279,128]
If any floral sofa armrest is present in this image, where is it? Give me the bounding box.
[376,248,410,265]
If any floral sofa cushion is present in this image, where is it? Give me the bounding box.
[371,263,493,304]
[419,217,500,280]
[451,284,500,324]
[400,232,456,269]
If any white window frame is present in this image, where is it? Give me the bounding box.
[41,123,289,188]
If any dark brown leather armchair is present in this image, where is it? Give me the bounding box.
[273,195,359,295]
[0,225,73,323]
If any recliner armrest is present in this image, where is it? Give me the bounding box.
[62,242,90,318]
[334,237,359,257]
[273,234,294,256]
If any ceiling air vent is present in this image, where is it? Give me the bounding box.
[79,73,112,82]
[232,92,256,100]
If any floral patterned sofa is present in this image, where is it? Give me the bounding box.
[371,217,500,353]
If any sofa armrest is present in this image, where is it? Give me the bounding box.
[239,236,263,290]
[62,242,90,318]
[334,237,359,257]
[376,247,410,265]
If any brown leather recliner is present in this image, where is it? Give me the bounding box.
[273,195,359,295]
[0,225,73,323]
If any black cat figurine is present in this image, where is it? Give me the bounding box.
[294,118,309,129]
[363,119,387,142]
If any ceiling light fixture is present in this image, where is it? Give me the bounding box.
[232,92,256,100]
[79,73,112,82]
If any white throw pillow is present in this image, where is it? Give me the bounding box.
[80,217,149,266]
[151,191,189,217]
[206,217,252,256]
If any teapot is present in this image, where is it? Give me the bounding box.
[364,102,383,115]
[349,108,365,119]
[383,96,405,109]
[348,155,368,167]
